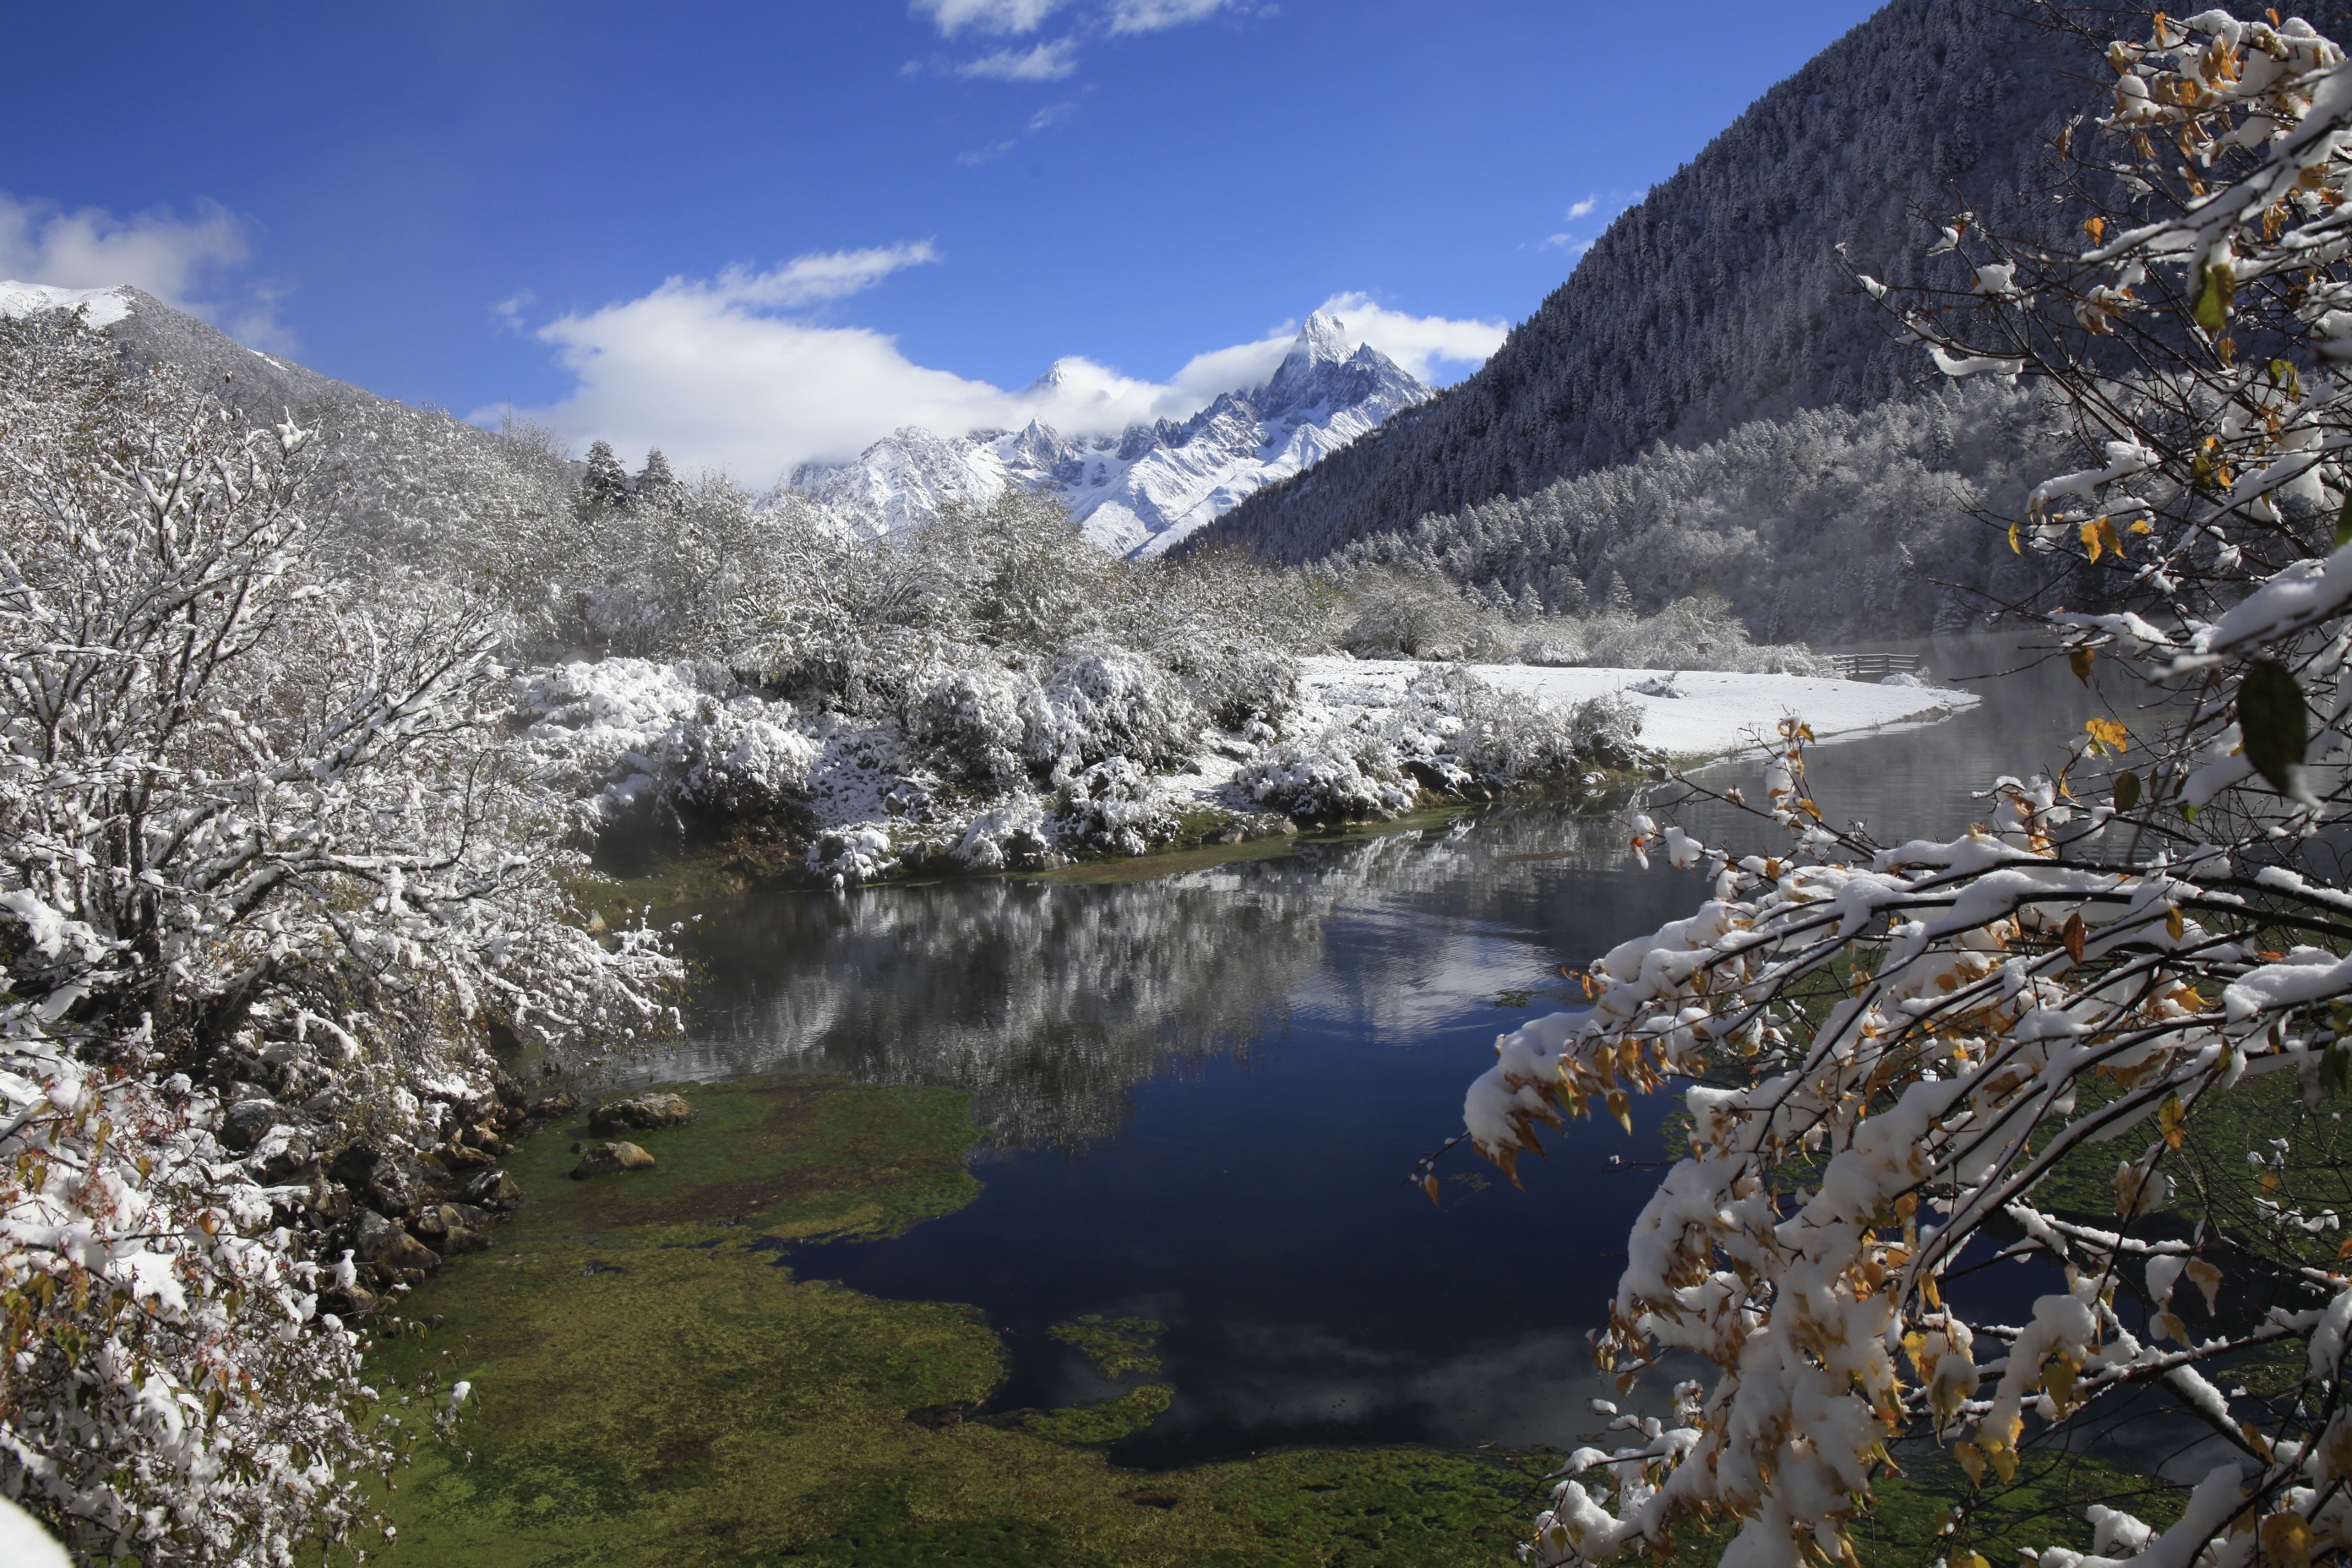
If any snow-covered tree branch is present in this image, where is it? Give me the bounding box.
[1462,13,2352,1565]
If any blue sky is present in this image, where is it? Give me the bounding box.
[2,0,1881,480]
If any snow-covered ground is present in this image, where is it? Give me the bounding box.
[1313,658,1970,761]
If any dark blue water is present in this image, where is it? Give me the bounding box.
[629,638,2114,1465]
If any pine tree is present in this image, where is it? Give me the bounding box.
[634,448,683,512]
[580,439,632,513]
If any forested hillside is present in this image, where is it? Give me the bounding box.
[1184,0,2093,567]
[1305,383,2061,640]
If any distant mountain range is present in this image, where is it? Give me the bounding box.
[787,310,1429,557]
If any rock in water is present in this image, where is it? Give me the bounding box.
[571,1141,657,1179]
[588,1092,695,1135]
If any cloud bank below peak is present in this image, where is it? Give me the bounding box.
[481,250,1507,483]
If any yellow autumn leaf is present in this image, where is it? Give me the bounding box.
[2086,716,2129,752]
[2128,518,2153,533]
[2185,1257,2223,1312]
[1606,1090,1632,1134]
[2009,520,2023,554]
[2081,519,2106,562]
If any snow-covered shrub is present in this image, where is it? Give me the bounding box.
[1564,692,1646,770]
[1579,593,1831,674]
[1028,645,1201,778]
[672,698,819,817]
[517,659,814,822]
[807,825,898,889]
[1393,668,1587,786]
[1054,757,1182,857]
[1236,728,1416,822]
[1335,568,1482,659]
[0,1037,453,1561]
[1189,645,1300,734]
[948,803,1055,873]
[903,662,1036,791]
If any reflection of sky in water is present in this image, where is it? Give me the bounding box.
[640,637,2179,1464]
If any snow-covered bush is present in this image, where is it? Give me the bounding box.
[517,659,814,824]
[1236,728,1417,822]
[1576,593,1832,674]
[903,662,1036,791]
[0,317,677,1555]
[807,825,898,890]
[948,803,1056,873]
[0,1043,455,1562]
[1393,668,1587,786]
[1028,644,1202,779]
[1054,757,1181,857]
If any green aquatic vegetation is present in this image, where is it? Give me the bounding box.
[1048,1314,1164,1380]
[365,1074,1560,1566]
[994,1384,1175,1446]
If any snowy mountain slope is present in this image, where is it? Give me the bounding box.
[0,280,377,422]
[788,310,1430,558]
[1181,0,2114,568]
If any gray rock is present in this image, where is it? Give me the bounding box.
[460,1169,521,1211]
[587,1093,694,1136]
[352,1209,441,1273]
[220,1097,289,1152]
[570,1141,656,1179]
[242,1124,314,1183]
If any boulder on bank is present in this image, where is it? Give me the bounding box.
[352,1208,442,1273]
[329,1146,421,1218]
[571,1141,656,1179]
[528,1089,583,1120]
[588,1093,694,1136]
[409,1202,496,1255]
[461,1168,522,1211]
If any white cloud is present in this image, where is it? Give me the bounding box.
[1027,101,1078,131]
[1565,195,1598,220]
[0,189,294,351]
[485,257,1505,484]
[1106,0,1233,32]
[912,0,1070,35]
[955,38,1079,79]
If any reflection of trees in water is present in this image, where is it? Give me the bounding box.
[648,803,1638,1151]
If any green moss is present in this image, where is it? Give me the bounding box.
[365,1074,1560,1566]
[994,1385,1174,1445]
[1047,1314,1164,1380]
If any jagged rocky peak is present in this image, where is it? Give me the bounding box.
[788,305,1439,558]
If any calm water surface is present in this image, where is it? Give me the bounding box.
[618,638,2135,1467]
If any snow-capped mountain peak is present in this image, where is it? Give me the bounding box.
[790,309,1432,558]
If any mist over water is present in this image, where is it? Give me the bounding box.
[623,635,2141,1463]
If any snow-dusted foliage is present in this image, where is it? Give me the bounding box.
[1054,757,1181,857]
[1458,20,2352,1566]
[948,802,1055,874]
[0,316,677,1556]
[515,659,816,825]
[1236,730,1417,823]
[1031,645,1201,779]
[0,1047,452,1562]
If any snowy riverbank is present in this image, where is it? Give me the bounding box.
[518,656,1979,885]
[1282,657,1980,766]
